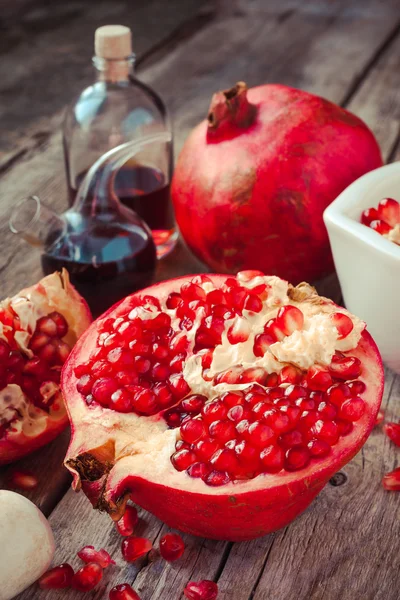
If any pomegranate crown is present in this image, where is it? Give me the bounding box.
[207,81,257,132]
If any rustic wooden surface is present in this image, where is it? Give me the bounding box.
[0,0,399,598]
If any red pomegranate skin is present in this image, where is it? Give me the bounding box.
[63,275,383,542]
[171,83,383,283]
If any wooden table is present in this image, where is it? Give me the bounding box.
[0,0,399,598]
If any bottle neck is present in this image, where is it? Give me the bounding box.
[93,55,136,83]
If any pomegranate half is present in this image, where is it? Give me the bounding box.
[63,272,383,541]
[0,270,91,465]
[171,82,383,283]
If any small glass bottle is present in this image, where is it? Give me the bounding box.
[63,24,177,258]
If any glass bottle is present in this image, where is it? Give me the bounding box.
[63,24,177,258]
[8,135,174,317]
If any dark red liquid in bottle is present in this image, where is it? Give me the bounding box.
[42,220,156,317]
[69,164,175,254]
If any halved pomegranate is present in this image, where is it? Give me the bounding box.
[0,270,91,464]
[63,272,383,541]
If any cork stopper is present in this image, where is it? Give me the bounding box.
[95,25,132,59]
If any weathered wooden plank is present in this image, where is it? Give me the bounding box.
[0,0,216,163]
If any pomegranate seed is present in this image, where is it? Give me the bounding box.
[77,374,93,395]
[171,449,197,471]
[168,373,190,399]
[121,537,152,562]
[306,365,333,391]
[204,470,231,486]
[227,404,245,422]
[338,397,366,421]
[72,562,103,591]
[244,294,263,312]
[330,312,354,339]
[253,333,275,357]
[77,545,115,568]
[348,380,366,395]
[48,311,68,337]
[164,409,183,428]
[166,292,183,309]
[118,319,143,339]
[310,420,339,445]
[207,289,227,305]
[279,430,304,449]
[210,448,240,472]
[209,419,236,443]
[38,564,74,589]
[285,446,310,471]
[263,409,291,433]
[369,219,391,235]
[214,367,241,384]
[361,207,379,225]
[29,331,50,351]
[307,438,331,457]
[260,445,284,473]
[159,532,185,561]
[187,462,210,478]
[264,318,283,342]
[221,391,244,407]
[384,422,400,446]
[195,437,221,461]
[202,400,228,422]
[151,362,170,381]
[92,377,118,406]
[109,583,141,600]
[36,316,58,337]
[279,365,302,384]
[382,467,400,491]
[91,360,112,378]
[240,367,268,385]
[275,305,304,335]
[181,395,206,413]
[318,401,337,420]
[327,383,351,405]
[132,389,158,415]
[109,389,132,412]
[116,505,139,536]
[8,469,38,490]
[181,418,207,443]
[228,286,249,313]
[237,269,264,281]
[184,580,219,600]
[191,274,213,285]
[298,410,320,430]
[235,440,260,468]
[247,421,275,448]
[227,317,251,344]
[181,282,207,302]
[329,356,362,380]
[377,197,400,226]
[375,410,385,426]
[337,419,353,436]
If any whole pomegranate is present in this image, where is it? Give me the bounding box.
[63,271,383,541]
[171,82,383,283]
[0,270,91,464]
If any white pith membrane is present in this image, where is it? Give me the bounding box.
[64,272,383,496]
[0,270,91,443]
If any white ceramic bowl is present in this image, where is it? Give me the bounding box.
[324,162,400,374]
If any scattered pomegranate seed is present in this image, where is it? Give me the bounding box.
[77,545,115,568]
[71,562,103,591]
[38,564,74,589]
[184,580,219,600]
[382,467,400,491]
[121,537,153,562]
[109,583,141,600]
[8,469,38,490]
[383,422,400,446]
[159,532,185,561]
